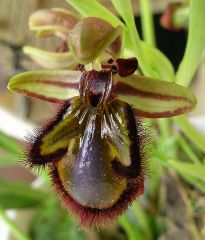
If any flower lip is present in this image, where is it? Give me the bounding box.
[50,162,144,228]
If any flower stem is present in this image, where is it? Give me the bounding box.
[0,206,31,240]
[139,0,174,152]
[139,0,156,47]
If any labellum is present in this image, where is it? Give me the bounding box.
[25,58,146,228]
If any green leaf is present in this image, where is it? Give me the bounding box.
[0,131,21,155]
[176,0,205,86]
[181,173,205,193]
[30,198,86,240]
[0,180,49,209]
[119,215,145,240]
[8,70,82,103]
[66,0,122,27]
[167,159,205,181]
[113,74,196,118]
[132,202,153,240]
[23,46,77,69]
[177,135,200,164]
[174,116,205,152]
[140,41,175,80]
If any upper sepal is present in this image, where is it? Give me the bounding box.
[8,70,82,103]
[113,74,197,118]
[29,8,79,40]
[68,17,123,64]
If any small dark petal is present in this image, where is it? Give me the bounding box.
[116,58,138,77]
[50,164,144,228]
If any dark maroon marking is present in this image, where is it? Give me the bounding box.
[134,106,192,118]
[88,92,102,107]
[14,89,66,103]
[112,104,143,178]
[30,80,79,89]
[108,58,114,64]
[13,88,67,103]
[80,70,112,108]
[78,64,85,71]
[49,164,144,228]
[24,100,72,168]
[113,82,191,102]
[100,64,118,74]
[116,58,138,77]
[41,81,79,89]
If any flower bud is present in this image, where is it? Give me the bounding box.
[160,3,189,31]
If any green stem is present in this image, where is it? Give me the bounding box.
[174,115,205,152]
[176,0,205,86]
[0,206,31,240]
[139,0,156,46]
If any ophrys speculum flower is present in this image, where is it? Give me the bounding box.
[8,17,196,228]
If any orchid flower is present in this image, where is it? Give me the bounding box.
[8,17,196,228]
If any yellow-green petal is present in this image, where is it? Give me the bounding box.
[8,70,82,103]
[113,74,197,118]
